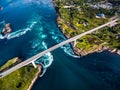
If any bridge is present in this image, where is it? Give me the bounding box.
[0,18,119,78]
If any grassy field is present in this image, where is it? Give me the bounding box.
[0,59,39,90]
[0,57,18,71]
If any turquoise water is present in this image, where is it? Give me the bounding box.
[0,0,120,90]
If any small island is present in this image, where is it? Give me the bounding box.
[53,0,120,56]
[1,23,12,36]
[0,6,12,36]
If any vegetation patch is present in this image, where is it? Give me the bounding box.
[0,57,18,72]
[54,0,120,53]
[0,59,39,90]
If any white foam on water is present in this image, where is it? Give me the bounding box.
[36,52,54,77]
[34,41,54,77]
[0,34,4,39]
[39,67,47,77]
[0,21,37,40]
[35,41,54,68]
[7,28,30,39]
[0,20,6,39]
[43,52,54,68]
[51,34,80,58]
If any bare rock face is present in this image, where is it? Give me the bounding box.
[1,23,12,35]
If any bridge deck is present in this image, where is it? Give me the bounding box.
[0,18,119,78]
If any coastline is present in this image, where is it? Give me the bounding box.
[27,64,42,90]
[0,58,43,90]
[52,0,120,56]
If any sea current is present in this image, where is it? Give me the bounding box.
[0,0,120,90]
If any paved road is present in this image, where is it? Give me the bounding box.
[0,18,119,78]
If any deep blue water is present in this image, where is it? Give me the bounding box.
[0,0,120,90]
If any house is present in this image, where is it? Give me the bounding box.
[89,2,113,10]
[77,6,82,11]
[83,22,89,26]
[63,5,74,9]
[115,35,120,39]
[98,3,113,9]
[96,13,106,18]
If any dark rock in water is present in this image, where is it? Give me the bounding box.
[1,23,12,36]
[0,6,3,10]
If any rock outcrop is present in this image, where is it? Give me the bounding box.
[1,23,12,35]
[0,6,3,10]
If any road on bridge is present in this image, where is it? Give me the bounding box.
[0,18,119,78]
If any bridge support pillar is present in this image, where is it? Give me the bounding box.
[31,61,37,68]
[73,40,77,47]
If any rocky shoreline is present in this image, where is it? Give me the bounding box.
[1,23,12,35]
[73,45,120,56]
[53,0,120,56]
[27,64,42,90]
